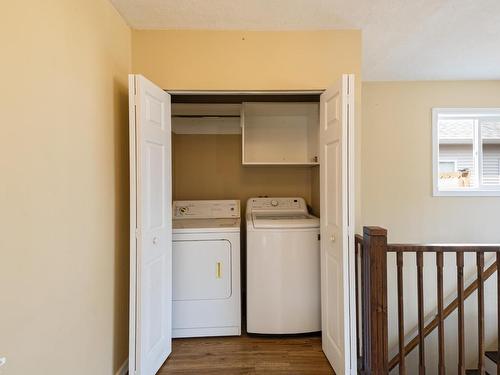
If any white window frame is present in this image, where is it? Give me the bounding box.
[432,108,500,197]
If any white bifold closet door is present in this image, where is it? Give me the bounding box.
[320,74,356,375]
[129,74,172,375]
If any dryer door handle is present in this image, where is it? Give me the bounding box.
[216,262,222,278]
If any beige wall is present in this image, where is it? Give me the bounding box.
[362,81,500,243]
[0,1,131,374]
[173,134,314,210]
[132,29,362,217]
[362,81,500,371]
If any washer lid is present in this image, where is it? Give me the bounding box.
[173,218,241,233]
[252,213,319,229]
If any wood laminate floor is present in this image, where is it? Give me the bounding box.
[158,333,335,374]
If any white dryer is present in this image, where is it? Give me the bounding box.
[246,197,320,334]
[172,200,241,338]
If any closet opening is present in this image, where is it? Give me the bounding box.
[129,75,355,375]
[170,91,322,338]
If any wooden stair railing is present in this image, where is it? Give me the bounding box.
[356,226,500,375]
[387,261,497,371]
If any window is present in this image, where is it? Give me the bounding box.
[433,108,500,196]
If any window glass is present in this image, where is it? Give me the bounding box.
[437,119,475,189]
[481,120,500,186]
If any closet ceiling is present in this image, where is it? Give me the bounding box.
[110,0,500,81]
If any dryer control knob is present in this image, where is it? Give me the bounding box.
[271,200,278,207]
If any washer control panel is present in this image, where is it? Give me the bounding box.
[173,200,240,219]
[247,197,307,212]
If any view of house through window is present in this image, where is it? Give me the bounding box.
[433,108,500,196]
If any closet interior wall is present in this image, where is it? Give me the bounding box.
[172,133,320,216]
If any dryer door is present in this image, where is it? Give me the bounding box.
[173,239,232,301]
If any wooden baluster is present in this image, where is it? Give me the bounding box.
[497,252,500,375]
[397,252,406,375]
[477,252,485,375]
[388,253,498,372]
[436,252,445,375]
[417,252,425,375]
[361,227,388,374]
[457,252,465,375]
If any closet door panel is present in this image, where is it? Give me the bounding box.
[129,74,172,375]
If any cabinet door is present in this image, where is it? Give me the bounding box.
[320,74,356,375]
[173,240,232,301]
[129,74,172,375]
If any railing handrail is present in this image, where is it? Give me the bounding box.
[388,243,500,252]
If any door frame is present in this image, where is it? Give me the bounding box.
[129,75,138,373]
[345,76,357,374]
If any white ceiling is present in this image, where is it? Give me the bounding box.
[110,0,500,81]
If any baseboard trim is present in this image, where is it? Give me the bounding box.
[116,358,129,375]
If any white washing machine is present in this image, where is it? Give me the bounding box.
[172,200,241,338]
[246,197,321,334]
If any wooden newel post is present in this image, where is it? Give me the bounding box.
[362,226,388,374]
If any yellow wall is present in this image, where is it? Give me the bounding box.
[132,29,361,90]
[0,1,131,374]
[362,81,500,243]
[133,29,362,217]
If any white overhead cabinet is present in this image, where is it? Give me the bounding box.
[241,102,319,165]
